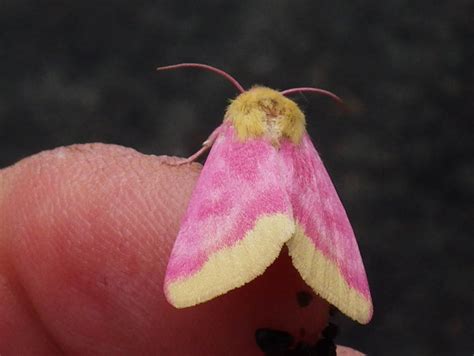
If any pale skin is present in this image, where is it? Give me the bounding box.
[0,143,363,355]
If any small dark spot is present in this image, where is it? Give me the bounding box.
[321,323,338,341]
[254,323,339,355]
[255,328,294,353]
[296,291,313,307]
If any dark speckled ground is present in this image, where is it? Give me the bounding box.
[1,1,472,354]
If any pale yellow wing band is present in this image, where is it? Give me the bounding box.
[167,214,295,308]
[286,224,373,324]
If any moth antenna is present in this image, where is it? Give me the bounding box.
[156,63,245,93]
[281,87,347,111]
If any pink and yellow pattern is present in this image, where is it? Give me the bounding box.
[282,135,372,323]
[164,86,373,324]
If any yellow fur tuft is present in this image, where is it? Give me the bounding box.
[225,87,306,144]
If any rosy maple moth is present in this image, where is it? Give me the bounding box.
[159,63,373,324]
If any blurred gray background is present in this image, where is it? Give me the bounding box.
[1,1,472,354]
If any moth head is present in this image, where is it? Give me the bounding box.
[225,87,306,145]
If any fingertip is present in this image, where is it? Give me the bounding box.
[2,144,203,352]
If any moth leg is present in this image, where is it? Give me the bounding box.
[163,126,221,166]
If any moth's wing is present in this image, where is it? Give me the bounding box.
[281,135,373,324]
[165,124,294,308]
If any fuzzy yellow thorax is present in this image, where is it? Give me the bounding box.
[225,87,306,145]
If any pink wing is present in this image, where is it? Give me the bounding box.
[280,135,373,324]
[165,124,295,307]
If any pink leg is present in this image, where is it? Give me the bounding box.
[161,126,222,166]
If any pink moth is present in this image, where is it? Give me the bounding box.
[159,63,373,324]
